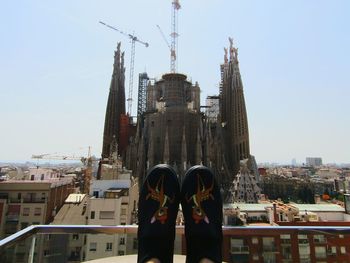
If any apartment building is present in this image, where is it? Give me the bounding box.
[223,201,350,262]
[84,179,138,261]
[27,167,62,181]
[44,193,88,263]
[223,202,350,226]
[306,157,323,167]
[0,178,74,236]
[224,226,350,262]
[0,178,74,262]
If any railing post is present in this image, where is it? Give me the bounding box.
[28,234,36,263]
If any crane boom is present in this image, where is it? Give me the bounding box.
[31,147,96,194]
[99,21,149,116]
[156,25,171,49]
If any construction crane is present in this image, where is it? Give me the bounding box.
[99,21,149,116]
[156,24,173,69]
[171,0,181,73]
[31,147,96,194]
[156,0,181,73]
[31,154,85,163]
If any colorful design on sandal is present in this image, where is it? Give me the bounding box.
[186,173,214,224]
[146,174,174,224]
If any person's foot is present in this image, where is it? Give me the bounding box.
[181,165,223,263]
[138,164,180,263]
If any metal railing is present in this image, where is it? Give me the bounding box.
[1,225,350,263]
[263,244,277,252]
[23,198,45,203]
[315,252,327,258]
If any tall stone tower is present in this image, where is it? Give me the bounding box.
[128,73,202,184]
[101,43,126,159]
[220,38,250,177]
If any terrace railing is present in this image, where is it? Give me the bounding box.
[1,225,350,263]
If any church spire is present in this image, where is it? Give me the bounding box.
[229,37,238,63]
[220,37,250,176]
[101,43,126,159]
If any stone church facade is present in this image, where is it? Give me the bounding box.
[102,40,261,202]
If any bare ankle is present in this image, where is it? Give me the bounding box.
[199,258,215,263]
[146,258,161,263]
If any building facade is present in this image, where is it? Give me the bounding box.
[306,157,323,167]
[85,179,138,261]
[0,178,74,262]
[99,39,260,202]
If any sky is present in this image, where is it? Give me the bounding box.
[0,0,349,164]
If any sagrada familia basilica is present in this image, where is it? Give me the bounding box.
[99,39,261,203]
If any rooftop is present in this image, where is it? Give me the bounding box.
[224,203,273,211]
[223,202,345,213]
[52,195,88,225]
[292,203,345,212]
[64,193,87,204]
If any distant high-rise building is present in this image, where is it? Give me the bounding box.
[306,157,322,167]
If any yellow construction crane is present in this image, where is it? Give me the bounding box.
[31,147,96,194]
[99,21,149,116]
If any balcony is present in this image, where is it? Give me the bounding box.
[4,222,18,235]
[263,244,277,253]
[8,198,21,203]
[231,245,249,254]
[280,239,291,245]
[314,237,327,244]
[315,252,326,258]
[23,198,45,203]
[5,214,19,222]
[282,253,292,260]
[1,226,350,262]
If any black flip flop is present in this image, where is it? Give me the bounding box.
[181,165,223,263]
[137,164,180,263]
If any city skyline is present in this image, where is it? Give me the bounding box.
[1,0,349,164]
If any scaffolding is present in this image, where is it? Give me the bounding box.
[137,72,149,116]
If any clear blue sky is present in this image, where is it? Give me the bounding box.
[1,0,349,164]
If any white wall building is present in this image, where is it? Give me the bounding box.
[85,179,138,261]
[28,167,61,181]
